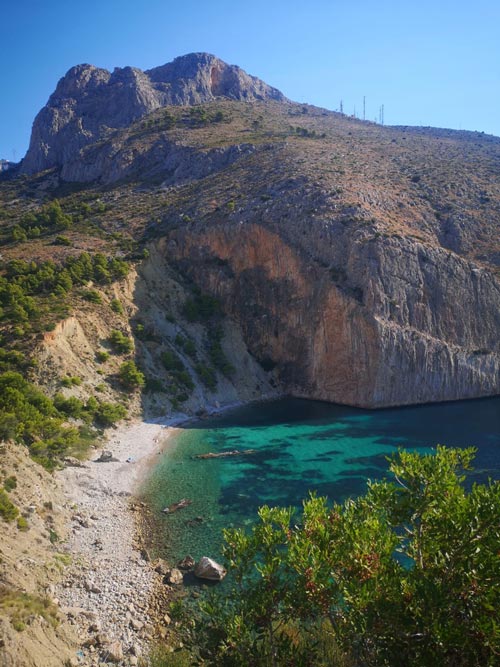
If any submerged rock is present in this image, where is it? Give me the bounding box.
[162,498,192,514]
[177,555,195,570]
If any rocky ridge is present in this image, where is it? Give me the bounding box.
[21,53,284,175]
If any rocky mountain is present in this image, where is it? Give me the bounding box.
[8,55,500,409]
[21,53,285,175]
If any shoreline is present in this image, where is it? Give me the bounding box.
[53,395,281,665]
[54,418,181,666]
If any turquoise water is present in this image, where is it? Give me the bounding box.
[142,396,500,563]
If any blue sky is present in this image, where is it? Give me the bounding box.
[1,0,499,160]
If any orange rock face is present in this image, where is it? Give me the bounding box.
[165,220,500,408]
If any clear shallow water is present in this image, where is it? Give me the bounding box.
[142,397,500,563]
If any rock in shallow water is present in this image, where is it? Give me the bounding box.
[193,557,226,581]
[177,555,195,570]
[153,558,170,576]
[166,568,184,585]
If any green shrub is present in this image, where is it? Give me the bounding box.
[175,370,195,391]
[182,292,220,322]
[12,620,26,632]
[16,516,29,531]
[68,423,97,459]
[81,289,102,304]
[11,225,27,242]
[145,378,165,393]
[85,396,98,414]
[110,299,124,314]
[53,235,71,246]
[0,349,26,372]
[0,489,19,522]
[94,402,127,427]
[195,363,217,391]
[0,588,59,632]
[175,334,197,359]
[3,476,17,491]
[0,372,81,469]
[133,322,146,339]
[60,376,82,387]
[53,394,85,419]
[161,348,195,392]
[96,350,110,363]
[161,350,185,372]
[149,645,193,667]
[208,325,234,376]
[118,360,145,390]
[108,330,133,354]
[187,447,500,667]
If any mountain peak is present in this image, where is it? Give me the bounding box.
[21,53,285,175]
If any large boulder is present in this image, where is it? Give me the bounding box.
[96,450,116,463]
[193,557,227,581]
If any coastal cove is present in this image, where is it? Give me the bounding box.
[141,396,500,564]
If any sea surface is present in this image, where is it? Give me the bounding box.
[142,396,500,563]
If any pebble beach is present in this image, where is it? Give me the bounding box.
[55,420,178,666]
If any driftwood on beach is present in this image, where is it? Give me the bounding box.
[162,498,192,514]
[193,449,257,460]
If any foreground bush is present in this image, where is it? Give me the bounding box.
[183,447,500,667]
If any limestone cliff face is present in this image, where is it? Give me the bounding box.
[59,136,258,184]
[21,53,284,175]
[165,220,500,408]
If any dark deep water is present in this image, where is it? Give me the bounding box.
[142,396,500,562]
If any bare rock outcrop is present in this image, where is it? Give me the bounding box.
[21,53,284,175]
[59,136,257,184]
[164,216,500,408]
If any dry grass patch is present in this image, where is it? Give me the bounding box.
[0,586,59,632]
